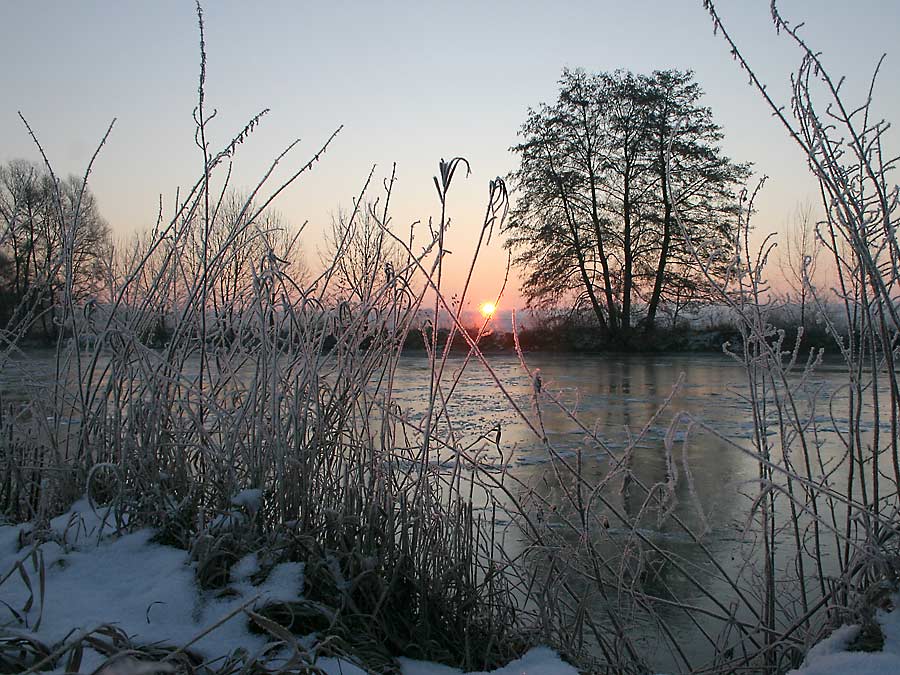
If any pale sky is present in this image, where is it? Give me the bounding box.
[2,1,898,312]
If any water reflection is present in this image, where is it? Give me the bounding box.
[390,352,864,670]
[391,354,756,528]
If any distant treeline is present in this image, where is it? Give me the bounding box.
[0,160,110,338]
[398,314,840,354]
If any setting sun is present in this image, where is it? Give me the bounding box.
[479,302,497,318]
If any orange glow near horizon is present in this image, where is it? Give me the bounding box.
[479,302,497,319]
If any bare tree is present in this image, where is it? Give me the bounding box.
[778,201,821,331]
[506,68,747,343]
[322,200,402,307]
[0,159,110,337]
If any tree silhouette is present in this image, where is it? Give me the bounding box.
[0,159,111,336]
[506,68,748,342]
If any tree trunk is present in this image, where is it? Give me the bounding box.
[550,148,610,333]
[588,172,618,332]
[622,168,633,336]
[563,188,609,333]
[645,171,672,329]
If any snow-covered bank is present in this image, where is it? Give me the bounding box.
[5,501,899,674]
[400,647,577,675]
[0,501,574,674]
[784,607,900,675]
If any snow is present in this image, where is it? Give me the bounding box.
[0,501,576,675]
[785,603,900,675]
[0,502,361,673]
[231,488,263,511]
[400,646,578,675]
[13,500,900,675]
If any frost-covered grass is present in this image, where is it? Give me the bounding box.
[0,151,533,672]
[0,500,313,672]
[0,6,533,672]
[0,500,573,674]
[2,1,900,673]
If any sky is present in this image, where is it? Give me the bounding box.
[1,0,898,318]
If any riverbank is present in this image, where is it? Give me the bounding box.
[401,320,839,355]
[0,499,576,674]
[3,497,898,674]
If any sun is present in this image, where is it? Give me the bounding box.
[479,301,497,318]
